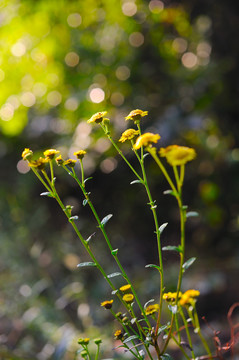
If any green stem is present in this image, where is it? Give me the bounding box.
[179,307,195,359]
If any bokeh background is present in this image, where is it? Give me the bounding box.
[1,0,239,358]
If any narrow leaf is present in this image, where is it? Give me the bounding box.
[111,248,118,256]
[159,223,168,234]
[86,232,96,243]
[162,245,182,253]
[111,289,119,295]
[77,262,97,268]
[182,257,196,271]
[162,354,174,360]
[130,180,142,185]
[69,215,79,220]
[40,192,53,197]
[101,214,113,226]
[163,190,176,196]
[186,211,199,218]
[143,153,149,159]
[83,199,88,206]
[145,264,161,272]
[107,272,122,278]
[84,177,93,184]
[168,305,178,314]
[157,323,170,335]
[123,335,139,344]
[131,318,137,324]
[144,299,155,309]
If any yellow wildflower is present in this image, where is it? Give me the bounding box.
[122,293,134,304]
[180,289,200,306]
[125,109,148,122]
[78,338,90,345]
[64,159,77,167]
[114,330,124,340]
[119,284,131,292]
[74,150,87,159]
[163,292,182,303]
[159,145,196,166]
[119,129,140,143]
[55,155,64,165]
[145,304,160,315]
[28,157,49,170]
[43,149,60,160]
[87,111,107,124]
[134,133,161,150]
[22,148,33,161]
[101,300,113,309]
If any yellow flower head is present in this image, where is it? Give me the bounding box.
[180,289,200,306]
[63,159,77,167]
[29,157,49,170]
[122,293,134,304]
[74,150,87,160]
[43,149,60,160]
[125,109,148,122]
[87,111,107,124]
[78,338,90,345]
[119,284,131,292]
[119,129,140,143]
[114,330,124,340]
[101,300,113,309]
[159,145,196,166]
[55,155,64,165]
[145,304,160,315]
[134,133,161,150]
[163,292,182,303]
[22,148,33,161]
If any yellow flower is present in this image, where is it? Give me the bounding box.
[163,292,182,303]
[134,133,161,150]
[125,109,148,122]
[119,284,131,292]
[180,289,200,306]
[114,330,124,340]
[101,300,113,309]
[74,150,87,159]
[145,304,160,315]
[43,149,60,160]
[64,159,77,167]
[29,157,49,170]
[22,148,33,161]
[159,145,196,166]
[119,129,140,143]
[55,155,64,165]
[122,293,134,304]
[87,111,107,124]
[78,338,90,345]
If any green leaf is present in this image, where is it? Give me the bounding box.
[84,177,93,184]
[101,214,113,226]
[182,257,196,271]
[123,335,139,344]
[40,192,53,197]
[182,205,188,210]
[130,180,142,185]
[107,272,122,278]
[162,245,182,253]
[186,211,199,218]
[168,305,178,314]
[145,264,161,272]
[111,289,119,295]
[77,262,97,268]
[69,215,79,220]
[163,190,176,196]
[157,323,170,335]
[111,248,118,256]
[85,232,96,243]
[162,353,174,360]
[143,153,149,159]
[159,223,168,234]
[144,299,155,309]
[83,199,88,206]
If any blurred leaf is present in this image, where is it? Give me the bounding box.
[77,262,96,268]
[101,214,113,226]
[159,223,168,234]
[183,257,196,271]
[162,246,182,253]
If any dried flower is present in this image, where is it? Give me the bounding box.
[119,129,139,143]
[125,109,148,122]
[134,133,161,150]
[101,300,113,309]
[159,145,196,166]
[87,111,107,124]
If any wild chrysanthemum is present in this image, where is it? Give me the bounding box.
[87,111,107,124]
[180,289,200,306]
[159,145,196,166]
[28,157,49,170]
[119,129,139,143]
[119,284,131,292]
[55,155,64,165]
[134,133,161,150]
[22,148,33,161]
[43,149,60,160]
[63,159,77,167]
[122,293,134,304]
[145,304,160,315]
[114,330,124,340]
[78,338,90,345]
[125,109,148,122]
[74,150,87,159]
[101,300,113,309]
[163,292,182,303]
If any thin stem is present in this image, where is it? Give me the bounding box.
[179,308,195,359]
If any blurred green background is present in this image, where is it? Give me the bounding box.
[1,0,239,358]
